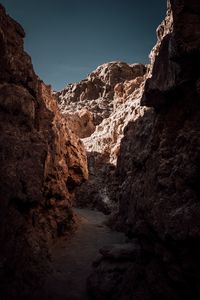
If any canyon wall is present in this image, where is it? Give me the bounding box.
[57,62,146,128]
[88,1,200,299]
[57,62,147,212]
[118,0,200,244]
[0,5,88,299]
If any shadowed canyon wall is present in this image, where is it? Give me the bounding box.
[118,0,200,245]
[0,5,88,299]
[88,1,200,299]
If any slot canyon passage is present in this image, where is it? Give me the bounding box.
[0,1,200,299]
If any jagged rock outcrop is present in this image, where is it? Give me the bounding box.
[84,81,146,165]
[57,61,146,213]
[57,62,146,126]
[76,92,147,213]
[148,0,173,76]
[73,64,147,213]
[88,1,200,299]
[0,5,88,299]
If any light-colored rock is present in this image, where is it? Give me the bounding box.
[57,61,147,213]
[75,69,147,213]
[83,68,147,167]
[57,62,146,127]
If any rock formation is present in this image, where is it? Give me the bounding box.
[88,1,200,299]
[57,62,147,212]
[57,62,146,127]
[1,0,200,299]
[76,88,147,213]
[64,109,96,138]
[0,5,88,299]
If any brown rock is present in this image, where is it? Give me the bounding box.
[57,62,146,127]
[147,0,173,78]
[75,66,147,213]
[64,109,96,138]
[117,0,200,241]
[0,5,88,299]
[56,61,146,213]
[88,1,200,299]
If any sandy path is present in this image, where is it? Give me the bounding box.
[44,208,125,300]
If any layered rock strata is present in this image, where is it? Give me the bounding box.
[88,1,200,299]
[0,5,88,299]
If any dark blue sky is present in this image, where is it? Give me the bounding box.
[1,0,166,90]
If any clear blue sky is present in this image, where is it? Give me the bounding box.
[1,0,166,90]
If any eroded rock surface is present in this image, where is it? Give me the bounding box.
[88,1,200,299]
[60,63,147,213]
[57,62,146,126]
[57,60,146,213]
[0,5,88,299]
[77,95,148,213]
[64,109,96,138]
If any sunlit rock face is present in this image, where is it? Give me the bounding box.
[57,62,147,212]
[83,74,146,166]
[77,72,147,213]
[0,5,88,299]
[57,62,146,128]
[88,1,200,299]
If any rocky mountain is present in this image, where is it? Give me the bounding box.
[0,5,88,299]
[88,1,200,299]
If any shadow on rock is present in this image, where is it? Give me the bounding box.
[75,151,118,215]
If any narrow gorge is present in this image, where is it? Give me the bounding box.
[0,1,200,300]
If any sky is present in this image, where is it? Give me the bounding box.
[1,0,166,90]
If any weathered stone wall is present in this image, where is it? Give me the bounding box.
[75,68,147,213]
[57,62,146,126]
[88,1,200,299]
[0,5,88,299]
